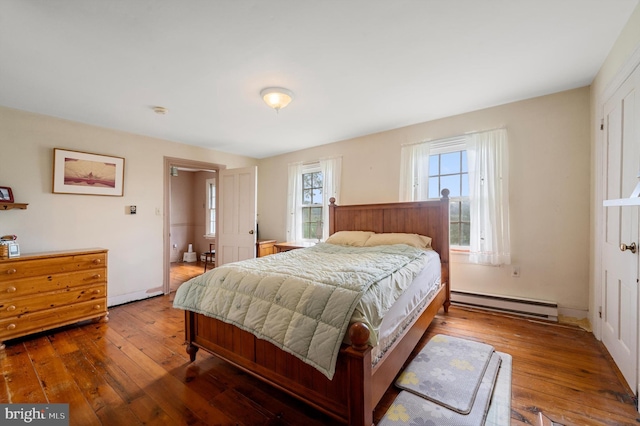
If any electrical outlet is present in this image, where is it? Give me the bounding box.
[511,266,521,278]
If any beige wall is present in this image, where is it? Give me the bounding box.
[257,87,591,315]
[0,106,256,305]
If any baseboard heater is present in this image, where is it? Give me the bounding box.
[450,290,558,321]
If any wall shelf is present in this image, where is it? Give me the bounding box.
[0,203,28,210]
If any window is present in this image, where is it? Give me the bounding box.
[301,167,323,240]
[428,150,470,247]
[400,128,510,265]
[205,177,216,236]
[287,157,341,243]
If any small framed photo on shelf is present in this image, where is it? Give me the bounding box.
[7,242,19,258]
[0,186,14,203]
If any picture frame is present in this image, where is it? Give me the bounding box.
[53,148,125,196]
[0,186,14,203]
[7,242,20,258]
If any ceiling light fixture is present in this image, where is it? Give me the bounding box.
[260,87,293,113]
[153,106,168,115]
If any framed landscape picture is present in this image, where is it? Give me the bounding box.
[53,148,125,196]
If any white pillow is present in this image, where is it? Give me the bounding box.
[364,232,431,249]
[325,231,373,247]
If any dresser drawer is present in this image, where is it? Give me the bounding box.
[0,299,107,341]
[0,284,105,320]
[0,252,106,282]
[0,269,105,298]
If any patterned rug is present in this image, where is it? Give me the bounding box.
[379,334,512,426]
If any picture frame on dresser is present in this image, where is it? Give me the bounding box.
[7,243,19,258]
[0,186,14,203]
[52,148,125,196]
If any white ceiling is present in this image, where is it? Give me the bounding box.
[1,1,638,159]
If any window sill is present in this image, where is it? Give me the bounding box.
[203,234,216,239]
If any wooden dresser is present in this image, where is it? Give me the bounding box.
[0,248,108,349]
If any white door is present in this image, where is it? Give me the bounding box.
[217,166,257,266]
[602,65,640,392]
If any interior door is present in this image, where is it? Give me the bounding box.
[217,166,257,266]
[602,65,640,392]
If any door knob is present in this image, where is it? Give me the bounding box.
[620,242,637,253]
[249,230,254,234]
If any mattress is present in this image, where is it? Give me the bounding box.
[365,250,442,364]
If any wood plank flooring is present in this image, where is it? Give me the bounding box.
[1,262,638,425]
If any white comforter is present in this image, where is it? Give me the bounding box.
[173,243,431,379]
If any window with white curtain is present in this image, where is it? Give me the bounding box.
[400,129,510,265]
[287,157,341,242]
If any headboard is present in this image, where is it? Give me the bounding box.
[328,189,450,285]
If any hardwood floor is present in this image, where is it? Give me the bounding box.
[1,264,638,425]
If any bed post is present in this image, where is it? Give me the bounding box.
[440,188,451,312]
[329,197,337,235]
[346,322,373,426]
[185,311,199,362]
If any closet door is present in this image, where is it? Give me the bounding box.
[602,64,640,392]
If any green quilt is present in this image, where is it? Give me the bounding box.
[173,243,429,379]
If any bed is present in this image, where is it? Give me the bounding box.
[175,190,450,426]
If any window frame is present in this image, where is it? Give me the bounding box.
[205,177,216,237]
[300,163,323,242]
[427,140,470,250]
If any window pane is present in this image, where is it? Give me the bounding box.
[303,223,311,239]
[429,155,439,176]
[302,173,312,189]
[450,201,460,221]
[461,200,470,221]
[302,207,310,221]
[461,172,469,197]
[450,222,460,246]
[441,175,460,197]
[312,188,323,204]
[461,151,468,173]
[461,223,470,246]
[310,207,322,222]
[441,152,460,174]
[428,177,439,199]
[312,172,323,188]
[303,189,312,204]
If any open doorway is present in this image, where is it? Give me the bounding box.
[163,157,224,294]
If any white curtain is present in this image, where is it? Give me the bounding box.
[286,162,303,242]
[319,156,342,239]
[399,142,431,201]
[467,128,511,265]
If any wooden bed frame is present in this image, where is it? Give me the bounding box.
[183,191,451,426]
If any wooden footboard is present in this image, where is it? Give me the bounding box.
[185,282,447,426]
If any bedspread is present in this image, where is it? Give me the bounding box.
[173,243,429,379]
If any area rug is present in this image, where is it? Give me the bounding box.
[380,352,501,425]
[395,334,495,414]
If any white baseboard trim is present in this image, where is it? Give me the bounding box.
[108,290,164,307]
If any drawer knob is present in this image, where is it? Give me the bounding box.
[6,305,15,312]
[6,286,16,293]
[6,323,16,331]
[94,305,102,310]
[92,259,102,265]
[6,269,16,275]
[92,289,101,294]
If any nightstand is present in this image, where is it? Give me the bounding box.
[256,239,277,257]
[274,241,316,253]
